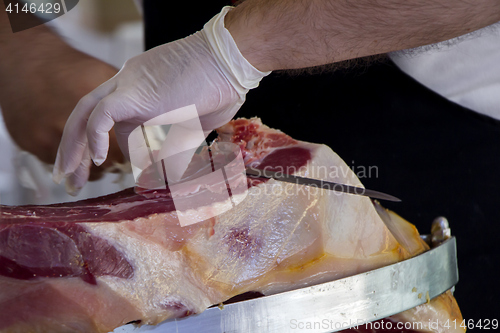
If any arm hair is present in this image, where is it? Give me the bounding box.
[226,0,500,71]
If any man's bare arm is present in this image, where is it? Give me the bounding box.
[0,10,123,179]
[0,8,69,84]
[225,0,500,71]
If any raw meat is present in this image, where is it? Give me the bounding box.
[0,118,463,333]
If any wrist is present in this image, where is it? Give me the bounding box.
[202,6,271,94]
[224,4,274,72]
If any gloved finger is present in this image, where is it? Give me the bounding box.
[114,122,139,161]
[64,146,92,196]
[87,129,126,181]
[86,92,122,166]
[52,80,117,183]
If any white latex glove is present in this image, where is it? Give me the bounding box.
[52,6,270,194]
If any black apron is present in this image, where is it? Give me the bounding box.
[144,0,500,320]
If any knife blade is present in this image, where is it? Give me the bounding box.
[245,167,401,202]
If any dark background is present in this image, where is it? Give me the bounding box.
[145,0,500,322]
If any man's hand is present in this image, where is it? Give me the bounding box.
[53,7,269,193]
[0,9,124,182]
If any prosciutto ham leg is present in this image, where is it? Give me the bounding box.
[0,118,463,333]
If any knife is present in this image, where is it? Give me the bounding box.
[245,167,401,202]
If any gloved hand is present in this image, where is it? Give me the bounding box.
[53,6,270,194]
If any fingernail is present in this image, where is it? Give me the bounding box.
[93,157,105,166]
[52,170,66,184]
[65,179,82,196]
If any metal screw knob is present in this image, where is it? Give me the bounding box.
[431,216,451,247]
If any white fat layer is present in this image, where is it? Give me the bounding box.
[310,144,396,258]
